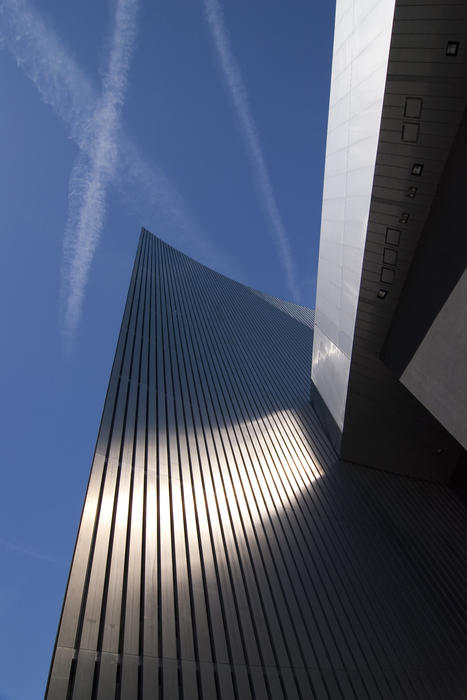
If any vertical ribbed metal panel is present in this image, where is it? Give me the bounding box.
[47,229,467,699]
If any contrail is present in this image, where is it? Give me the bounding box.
[202,0,300,302]
[0,537,61,566]
[61,0,139,340]
[0,0,238,338]
[0,0,95,147]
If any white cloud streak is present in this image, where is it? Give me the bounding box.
[0,0,233,338]
[0,537,61,566]
[203,0,300,303]
[61,0,139,340]
[0,0,95,146]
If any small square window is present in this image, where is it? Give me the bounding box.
[446,41,459,56]
[385,228,400,246]
[383,248,398,266]
[377,289,388,299]
[402,122,419,143]
[404,97,423,119]
[411,163,423,176]
[381,268,395,284]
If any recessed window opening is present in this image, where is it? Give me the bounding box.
[446,41,459,56]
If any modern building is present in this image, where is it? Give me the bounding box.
[47,1,467,698]
[311,0,467,483]
[46,230,467,699]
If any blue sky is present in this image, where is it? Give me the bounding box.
[0,0,334,696]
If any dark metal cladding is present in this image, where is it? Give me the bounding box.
[47,229,467,699]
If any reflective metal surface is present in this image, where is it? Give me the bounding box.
[47,229,467,698]
[312,0,396,430]
[312,0,467,478]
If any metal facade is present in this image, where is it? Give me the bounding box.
[47,229,467,699]
[311,0,467,478]
[312,0,396,432]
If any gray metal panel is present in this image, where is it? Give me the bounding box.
[95,652,118,700]
[141,656,159,699]
[312,0,467,476]
[71,649,96,699]
[120,653,139,699]
[44,646,74,700]
[47,229,467,699]
[56,452,106,649]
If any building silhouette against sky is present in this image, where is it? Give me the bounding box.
[47,230,467,699]
[46,0,467,697]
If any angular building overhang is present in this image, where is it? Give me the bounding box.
[312,0,467,480]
